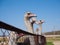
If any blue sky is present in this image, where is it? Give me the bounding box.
[0,0,60,33]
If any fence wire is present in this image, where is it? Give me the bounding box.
[0,28,46,45]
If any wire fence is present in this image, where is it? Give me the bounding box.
[0,28,10,45]
[0,21,46,45]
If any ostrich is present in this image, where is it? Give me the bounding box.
[24,12,37,45]
[24,12,37,33]
[8,31,17,45]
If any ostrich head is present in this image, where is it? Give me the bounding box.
[25,12,37,19]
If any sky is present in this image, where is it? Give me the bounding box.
[0,0,60,33]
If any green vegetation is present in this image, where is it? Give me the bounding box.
[46,42,54,45]
[46,37,60,45]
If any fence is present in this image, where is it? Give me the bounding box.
[0,21,46,45]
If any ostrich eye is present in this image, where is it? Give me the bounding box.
[27,13,31,15]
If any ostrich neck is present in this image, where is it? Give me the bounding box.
[24,17,34,33]
[24,16,35,45]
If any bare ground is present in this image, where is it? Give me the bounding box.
[53,41,60,45]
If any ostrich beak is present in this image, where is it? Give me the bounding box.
[28,14,37,18]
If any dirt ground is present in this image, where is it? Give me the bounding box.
[53,41,60,45]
